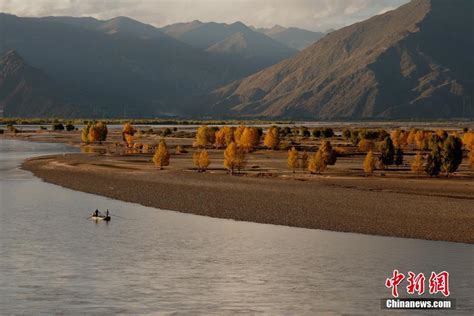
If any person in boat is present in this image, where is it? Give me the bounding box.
[106,209,109,217]
[94,209,100,217]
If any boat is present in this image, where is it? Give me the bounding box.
[91,215,111,221]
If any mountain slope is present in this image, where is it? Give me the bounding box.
[0,13,255,117]
[162,21,296,68]
[212,0,474,119]
[0,51,76,117]
[257,25,325,50]
[40,16,166,39]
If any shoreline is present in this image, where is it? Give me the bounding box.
[22,153,474,244]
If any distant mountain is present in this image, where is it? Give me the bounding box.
[0,50,77,117]
[0,13,262,117]
[162,21,296,68]
[41,16,166,39]
[211,0,474,119]
[257,25,325,51]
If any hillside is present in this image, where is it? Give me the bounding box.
[257,25,325,50]
[0,13,255,117]
[162,21,296,68]
[0,51,76,117]
[212,0,474,119]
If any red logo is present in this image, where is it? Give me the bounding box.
[386,270,450,297]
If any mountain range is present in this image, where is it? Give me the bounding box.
[1,0,473,119]
[211,0,473,119]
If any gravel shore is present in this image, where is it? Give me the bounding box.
[22,153,474,244]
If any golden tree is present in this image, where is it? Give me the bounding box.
[462,131,474,149]
[287,147,299,173]
[214,128,226,148]
[240,127,260,152]
[194,126,210,148]
[224,142,246,174]
[363,150,376,176]
[88,125,100,143]
[469,147,474,168]
[320,140,337,165]
[153,140,170,170]
[407,129,418,145]
[358,139,375,152]
[193,149,211,172]
[264,127,280,150]
[122,123,135,136]
[142,144,150,154]
[124,133,134,148]
[234,125,246,145]
[308,150,326,174]
[224,142,238,174]
[224,126,236,145]
[81,123,91,143]
[411,152,425,177]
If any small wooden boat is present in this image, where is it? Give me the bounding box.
[91,215,111,221]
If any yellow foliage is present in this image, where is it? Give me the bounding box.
[214,128,226,148]
[264,127,280,149]
[124,134,134,148]
[240,127,260,152]
[358,139,375,152]
[122,123,135,136]
[462,132,474,149]
[142,144,150,154]
[287,147,299,173]
[308,150,326,174]
[363,150,376,176]
[194,126,210,148]
[411,153,425,177]
[234,125,246,145]
[153,140,170,170]
[88,125,100,143]
[469,148,474,168]
[193,149,211,172]
[224,142,246,174]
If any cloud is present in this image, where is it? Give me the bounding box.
[0,0,410,31]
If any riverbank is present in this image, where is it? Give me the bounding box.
[22,153,474,243]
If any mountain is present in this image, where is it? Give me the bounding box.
[257,25,325,51]
[0,13,259,117]
[0,50,77,117]
[41,16,166,39]
[211,0,474,119]
[162,21,297,68]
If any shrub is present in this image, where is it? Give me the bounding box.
[52,123,65,131]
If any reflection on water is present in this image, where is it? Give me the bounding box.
[0,139,473,314]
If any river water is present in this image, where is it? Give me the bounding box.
[0,139,472,314]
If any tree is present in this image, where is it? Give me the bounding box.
[153,140,170,170]
[425,152,441,177]
[214,128,226,148]
[81,123,92,143]
[234,125,246,145]
[235,148,247,174]
[441,136,463,176]
[52,123,65,131]
[193,149,211,172]
[194,126,210,148]
[358,139,375,152]
[312,129,322,138]
[300,151,309,171]
[321,128,334,138]
[224,142,238,174]
[363,150,376,176]
[395,147,404,168]
[411,153,425,178]
[240,127,260,152]
[379,136,395,167]
[342,128,351,140]
[287,147,299,173]
[264,126,280,149]
[462,132,474,149]
[65,123,75,131]
[125,134,134,148]
[320,140,337,165]
[93,121,108,143]
[308,150,326,174]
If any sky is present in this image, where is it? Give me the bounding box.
[0,0,410,31]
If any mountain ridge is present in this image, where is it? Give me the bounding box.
[211,0,473,119]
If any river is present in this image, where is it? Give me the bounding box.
[0,139,472,314]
